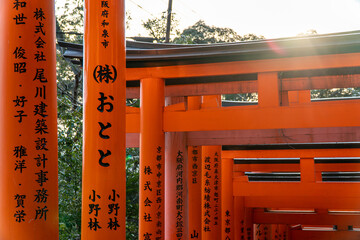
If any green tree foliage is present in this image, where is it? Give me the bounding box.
[56,1,83,237]
[142,11,179,42]
[311,88,360,99]
[173,20,264,44]
[125,148,140,239]
[56,2,83,237]
[56,0,84,43]
[143,16,264,102]
[58,97,82,240]
[297,29,318,37]
[222,93,258,102]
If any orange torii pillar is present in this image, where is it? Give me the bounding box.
[201,95,222,239]
[271,225,289,240]
[221,158,234,240]
[165,97,188,240]
[288,91,311,105]
[188,145,202,239]
[234,167,253,240]
[234,197,253,240]
[140,78,165,240]
[270,225,279,240]
[258,72,280,107]
[187,96,202,239]
[202,145,222,239]
[0,1,59,238]
[254,224,270,240]
[280,225,290,240]
[82,0,126,239]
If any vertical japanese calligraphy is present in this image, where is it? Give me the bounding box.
[82,0,126,239]
[234,197,252,240]
[255,224,270,240]
[139,78,165,240]
[175,150,184,239]
[100,1,110,48]
[221,158,233,240]
[269,224,288,240]
[201,146,222,239]
[0,0,58,238]
[213,152,220,228]
[155,147,164,239]
[188,146,202,240]
[164,97,188,240]
[202,152,212,235]
[245,208,253,240]
[280,225,288,240]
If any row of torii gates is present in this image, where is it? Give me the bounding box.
[1,0,360,239]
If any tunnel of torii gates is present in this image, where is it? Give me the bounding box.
[2,1,360,240]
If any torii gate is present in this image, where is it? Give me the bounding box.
[120,28,360,240]
[2,0,360,239]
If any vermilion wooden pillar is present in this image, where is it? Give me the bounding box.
[270,225,278,240]
[0,1,59,238]
[221,158,234,240]
[234,197,253,240]
[285,225,291,240]
[271,224,289,240]
[245,208,254,240]
[187,96,202,239]
[165,97,188,240]
[82,0,126,238]
[201,96,222,239]
[202,145,222,239]
[278,225,288,240]
[288,91,311,104]
[254,224,270,240]
[188,145,202,239]
[139,78,165,240]
[258,72,280,107]
[300,157,315,183]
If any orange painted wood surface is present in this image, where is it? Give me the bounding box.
[186,127,360,146]
[233,163,360,173]
[253,209,360,226]
[82,0,126,238]
[254,224,271,240]
[290,229,360,240]
[127,127,360,148]
[282,74,360,91]
[245,196,360,209]
[233,181,360,198]
[125,74,360,99]
[188,146,202,240]
[224,148,360,159]
[271,225,288,240]
[165,97,188,240]
[139,78,165,240]
[0,1,59,238]
[221,158,234,240]
[126,53,360,80]
[164,100,360,132]
[234,197,253,240]
[201,146,222,240]
[258,72,280,107]
[300,158,315,183]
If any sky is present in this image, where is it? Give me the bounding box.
[125,0,360,39]
[57,0,360,39]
